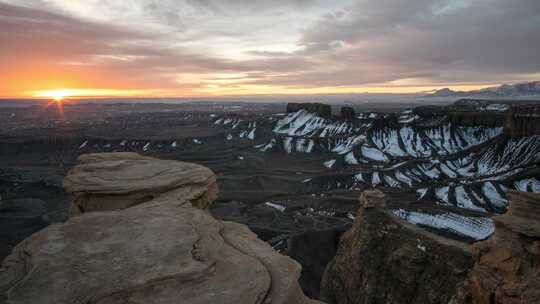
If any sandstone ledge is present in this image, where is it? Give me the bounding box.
[0,153,319,304]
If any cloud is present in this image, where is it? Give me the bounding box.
[285,0,540,86]
[1,0,539,97]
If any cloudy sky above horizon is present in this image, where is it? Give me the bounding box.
[1,0,539,98]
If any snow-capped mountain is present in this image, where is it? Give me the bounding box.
[428,81,540,98]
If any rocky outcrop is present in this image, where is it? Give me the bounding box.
[504,105,540,137]
[0,153,320,304]
[340,107,355,120]
[320,190,473,304]
[63,152,219,215]
[286,103,332,118]
[460,191,540,303]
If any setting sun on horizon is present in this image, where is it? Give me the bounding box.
[1,1,538,99]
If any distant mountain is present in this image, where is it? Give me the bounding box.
[427,81,540,98]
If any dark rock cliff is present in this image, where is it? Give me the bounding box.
[340,107,356,120]
[320,190,473,304]
[459,191,540,303]
[504,105,540,137]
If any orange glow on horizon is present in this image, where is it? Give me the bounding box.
[13,83,497,100]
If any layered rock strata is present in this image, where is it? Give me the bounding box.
[460,191,540,303]
[0,153,319,304]
[321,190,473,304]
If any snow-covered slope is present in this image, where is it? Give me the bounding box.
[213,108,540,216]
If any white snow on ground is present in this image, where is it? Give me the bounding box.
[482,182,507,208]
[295,138,315,153]
[417,188,428,199]
[435,186,450,204]
[265,202,286,212]
[283,137,294,153]
[324,159,336,169]
[454,186,486,212]
[515,178,540,192]
[344,152,359,165]
[361,145,389,162]
[259,139,276,152]
[372,172,381,186]
[383,175,400,187]
[332,135,366,154]
[247,128,256,140]
[393,209,495,240]
[79,140,88,149]
[483,104,509,111]
[354,173,365,183]
[193,138,202,144]
[143,142,150,151]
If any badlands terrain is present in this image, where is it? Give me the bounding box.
[1,98,540,301]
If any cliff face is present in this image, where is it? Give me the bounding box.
[460,191,540,303]
[504,106,540,137]
[0,153,320,304]
[320,190,473,304]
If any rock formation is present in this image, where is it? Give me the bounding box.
[0,153,320,304]
[460,191,540,303]
[63,152,219,215]
[340,107,355,120]
[286,103,332,118]
[320,190,473,304]
[504,105,540,137]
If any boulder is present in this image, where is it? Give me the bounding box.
[320,191,472,304]
[460,191,540,303]
[63,152,218,215]
[286,103,332,118]
[0,153,320,304]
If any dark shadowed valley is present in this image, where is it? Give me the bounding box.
[2,98,540,303]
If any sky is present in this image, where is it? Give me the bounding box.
[1,0,539,98]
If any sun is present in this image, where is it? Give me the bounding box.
[52,93,64,102]
[32,89,71,102]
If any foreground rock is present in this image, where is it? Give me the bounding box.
[460,191,540,303]
[321,190,472,304]
[0,153,320,304]
[63,152,219,214]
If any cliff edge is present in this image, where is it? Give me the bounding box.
[460,191,540,303]
[0,152,320,304]
[320,190,472,304]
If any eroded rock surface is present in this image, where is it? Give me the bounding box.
[320,190,472,304]
[63,152,218,214]
[460,191,540,303]
[0,153,319,304]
